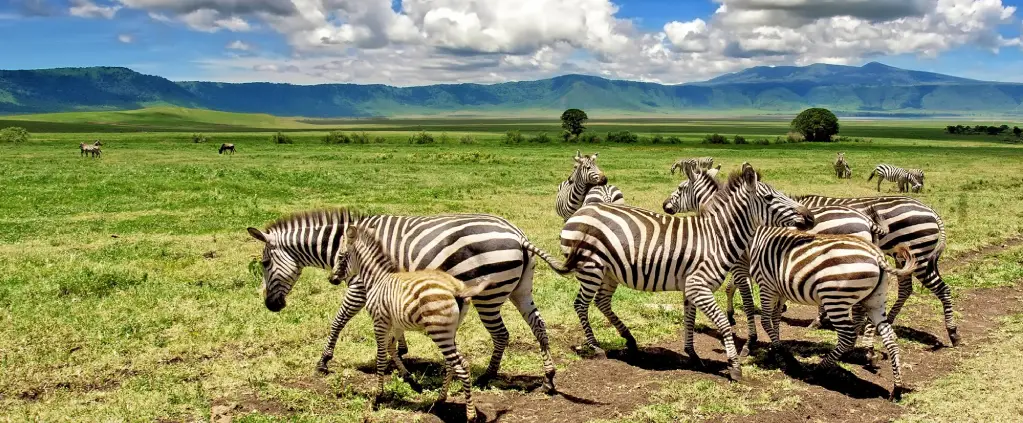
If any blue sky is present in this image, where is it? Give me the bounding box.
[1,0,1022,85]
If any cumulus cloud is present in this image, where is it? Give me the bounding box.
[117,33,133,43]
[70,0,121,19]
[226,40,253,51]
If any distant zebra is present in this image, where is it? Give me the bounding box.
[834,153,851,179]
[670,157,714,176]
[559,164,814,381]
[739,228,916,400]
[219,143,236,155]
[583,185,625,206]
[331,224,488,421]
[555,152,608,220]
[93,140,102,147]
[80,143,101,158]
[868,164,924,192]
[247,208,572,392]
[661,168,889,326]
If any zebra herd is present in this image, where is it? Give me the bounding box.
[247,152,952,418]
[834,152,926,193]
[79,140,102,158]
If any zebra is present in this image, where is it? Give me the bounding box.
[93,140,102,147]
[555,151,608,220]
[670,157,715,176]
[739,227,916,400]
[663,171,957,346]
[331,224,489,421]
[558,163,814,381]
[661,168,889,326]
[246,208,573,392]
[583,185,625,206]
[79,143,101,158]
[868,164,924,192]
[834,153,851,179]
[219,143,236,155]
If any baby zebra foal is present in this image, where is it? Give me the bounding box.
[332,224,489,421]
[739,229,916,400]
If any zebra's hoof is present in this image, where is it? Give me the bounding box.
[541,372,557,395]
[625,337,639,353]
[316,357,332,375]
[397,345,409,357]
[739,343,753,360]
[729,366,743,382]
[684,348,704,368]
[948,328,961,347]
[890,385,905,402]
[475,370,498,387]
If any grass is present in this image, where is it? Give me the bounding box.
[1,118,1023,422]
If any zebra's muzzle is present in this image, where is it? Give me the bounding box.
[663,198,677,215]
[794,209,815,230]
[265,295,286,312]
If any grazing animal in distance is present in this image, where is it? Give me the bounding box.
[331,224,490,421]
[834,153,851,178]
[868,164,924,192]
[739,229,916,400]
[80,143,101,158]
[93,140,102,147]
[555,151,608,220]
[670,157,714,176]
[247,208,573,392]
[559,163,814,382]
[219,143,236,155]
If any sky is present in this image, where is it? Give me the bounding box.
[1,0,1022,86]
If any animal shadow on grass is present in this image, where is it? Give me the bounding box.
[894,325,946,351]
[355,357,546,394]
[371,395,509,423]
[747,340,891,400]
[607,344,730,376]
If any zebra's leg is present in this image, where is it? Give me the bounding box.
[725,277,738,326]
[758,287,784,362]
[427,326,476,421]
[852,304,879,368]
[573,264,606,358]
[916,262,959,346]
[594,281,638,353]
[370,322,390,410]
[508,259,557,393]
[732,269,759,358]
[686,279,742,381]
[387,331,412,381]
[870,311,905,401]
[820,303,857,369]
[682,296,704,367]
[318,277,368,374]
[473,300,510,385]
[885,257,914,326]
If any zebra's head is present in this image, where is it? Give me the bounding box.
[247,226,300,312]
[572,151,608,187]
[704,163,814,230]
[663,166,720,215]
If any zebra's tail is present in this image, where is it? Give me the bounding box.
[881,244,917,277]
[865,205,889,238]
[867,168,877,181]
[522,239,575,275]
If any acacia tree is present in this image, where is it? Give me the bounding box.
[791,108,840,142]
[561,109,588,139]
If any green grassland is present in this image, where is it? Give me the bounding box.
[2,117,1023,422]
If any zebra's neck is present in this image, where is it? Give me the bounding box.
[352,236,398,281]
[274,214,381,270]
[699,192,758,267]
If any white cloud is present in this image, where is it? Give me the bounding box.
[69,0,121,19]
[117,33,133,43]
[226,40,252,51]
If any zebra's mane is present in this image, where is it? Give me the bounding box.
[347,222,399,272]
[263,208,364,233]
[697,168,759,216]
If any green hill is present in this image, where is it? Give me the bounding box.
[1,63,1022,117]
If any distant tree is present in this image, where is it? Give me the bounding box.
[1000,124,1010,132]
[0,127,29,143]
[1014,126,1022,137]
[791,108,839,142]
[561,109,588,139]
[945,125,959,134]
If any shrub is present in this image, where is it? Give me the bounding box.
[733,135,748,145]
[666,136,683,144]
[1014,126,1022,137]
[562,131,574,142]
[791,107,839,141]
[702,133,729,144]
[651,134,665,144]
[0,127,29,143]
[606,131,639,144]
[785,131,805,143]
[351,132,372,144]
[579,133,601,143]
[439,132,452,143]
[504,130,525,144]
[191,133,209,143]
[459,135,477,144]
[374,136,387,143]
[754,137,771,145]
[529,132,553,143]
[270,132,293,144]
[322,130,352,144]
[408,131,435,144]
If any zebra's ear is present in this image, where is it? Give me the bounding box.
[592,152,598,160]
[741,163,758,191]
[247,227,268,243]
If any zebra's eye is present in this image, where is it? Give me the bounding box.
[764,194,776,201]
[261,259,271,267]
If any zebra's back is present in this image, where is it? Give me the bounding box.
[583,185,625,205]
[795,195,942,258]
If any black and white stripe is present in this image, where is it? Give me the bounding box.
[583,185,625,206]
[670,157,715,176]
[834,153,851,179]
[247,208,572,392]
[559,164,814,381]
[556,152,609,220]
[331,224,487,421]
[738,227,916,400]
[868,164,924,193]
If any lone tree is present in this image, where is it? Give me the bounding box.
[561,109,588,139]
[791,108,840,142]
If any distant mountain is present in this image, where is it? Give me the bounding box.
[2,63,1021,117]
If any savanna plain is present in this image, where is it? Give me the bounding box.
[3,112,1023,423]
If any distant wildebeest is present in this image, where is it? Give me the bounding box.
[219,143,236,155]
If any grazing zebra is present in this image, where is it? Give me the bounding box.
[670,157,715,176]
[219,143,236,155]
[661,169,889,326]
[80,143,101,158]
[559,164,814,381]
[93,140,102,147]
[246,208,572,392]
[739,228,916,400]
[868,164,924,192]
[583,184,625,205]
[834,153,851,179]
[331,224,488,421]
[555,152,608,220]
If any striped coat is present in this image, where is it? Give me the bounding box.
[556,152,608,220]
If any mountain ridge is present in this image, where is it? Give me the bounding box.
[2,63,1021,117]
